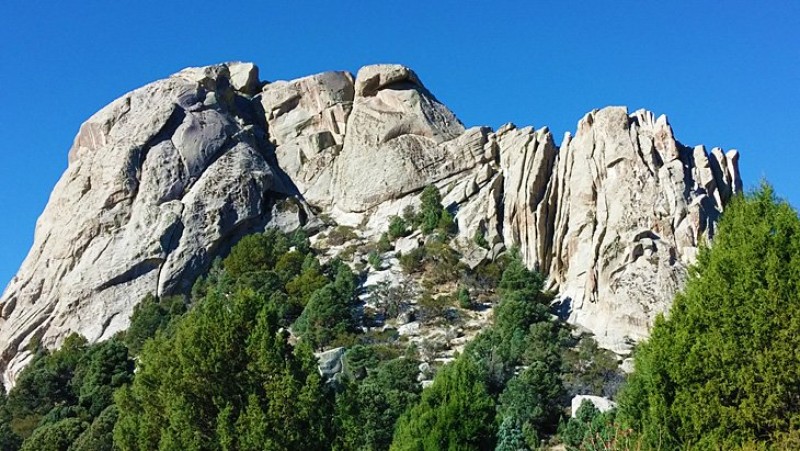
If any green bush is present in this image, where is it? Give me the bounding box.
[387,216,409,240]
[368,250,382,270]
[437,209,456,235]
[223,228,290,277]
[377,232,393,253]
[402,205,419,228]
[417,293,452,324]
[423,241,462,284]
[327,225,358,246]
[457,286,471,309]
[419,185,444,235]
[473,227,489,249]
[399,247,425,274]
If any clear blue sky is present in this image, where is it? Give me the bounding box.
[1,1,798,288]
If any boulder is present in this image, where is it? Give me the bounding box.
[397,321,421,336]
[395,234,421,255]
[316,346,347,378]
[571,395,617,417]
[227,61,261,95]
[461,245,489,270]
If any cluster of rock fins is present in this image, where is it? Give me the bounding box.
[0,62,741,387]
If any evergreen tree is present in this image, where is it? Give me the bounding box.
[70,405,118,451]
[495,416,527,451]
[123,294,186,355]
[5,334,88,438]
[113,289,334,450]
[293,283,358,349]
[558,400,629,450]
[335,357,422,450]
[497,362,563,445]
[391,356,496,450]
[19,417,85,451]
[71,338,134,417]
[388,215,410,239]
[618,184,800,448]
[223,228,290,277]
[419,185,444,234]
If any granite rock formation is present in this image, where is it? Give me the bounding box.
[0,62,741,386]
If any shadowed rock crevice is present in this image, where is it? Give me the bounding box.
[96,258,164,292]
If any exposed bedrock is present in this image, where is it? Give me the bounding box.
[0,62,741,386]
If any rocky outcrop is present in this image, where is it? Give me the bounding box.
[542,108,740,352]
[259,71,354,207]
[316,346,347,380]
[333,65,492,213]
[0,62,308,386]
[0,62,742,387]
[445,109,741,353]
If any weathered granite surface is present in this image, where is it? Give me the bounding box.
[0,62,741,386]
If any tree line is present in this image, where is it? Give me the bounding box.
[2,183,799,449]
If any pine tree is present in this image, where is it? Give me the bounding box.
[419,185,444,234]
[113,289,334,450]
[390,356,496,450]
[618,184,800,448]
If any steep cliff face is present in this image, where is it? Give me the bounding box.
[544,108,740,351]
[0,62,741,385]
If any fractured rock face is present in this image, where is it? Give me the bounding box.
[497,124,559,272]
[541,108,739,352]
[0,62,743,387]
[260,71,355,207]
